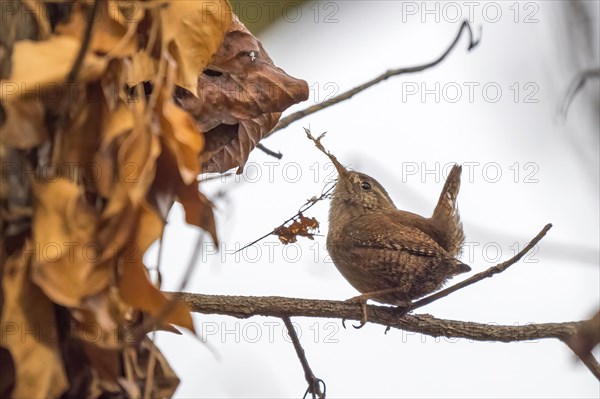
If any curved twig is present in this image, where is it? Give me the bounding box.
[265,20,481,138]
[66,0,100,84]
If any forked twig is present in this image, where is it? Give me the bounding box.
[282,317,326,399]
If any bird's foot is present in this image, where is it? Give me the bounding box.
[344,289,412,328]
[344,295,370,329]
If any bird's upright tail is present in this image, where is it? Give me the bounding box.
[431,164,465,257]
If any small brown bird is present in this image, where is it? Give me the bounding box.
[305,129,470,321]
[324,150,470,310]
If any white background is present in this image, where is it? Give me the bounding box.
[151,1,600,397]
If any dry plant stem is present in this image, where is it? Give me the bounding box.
[282,317,325,399]
[408,223,553,312]
[67,0,100,84]
[235,183,335,253]
[266,20,480,138]
[143,345,157,399]
[256,143,283,159]
[177,231,206,292]
[175,292,584,343]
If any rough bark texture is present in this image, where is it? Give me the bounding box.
[175,293,583,342]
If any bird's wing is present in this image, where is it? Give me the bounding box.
[341,213,453,296]
[342,212,447,258]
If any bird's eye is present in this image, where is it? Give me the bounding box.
[360,181,372,191]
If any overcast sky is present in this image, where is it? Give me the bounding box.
[151,2,600,397]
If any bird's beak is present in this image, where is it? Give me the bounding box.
[330,155,349,179]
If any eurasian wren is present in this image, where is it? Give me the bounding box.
[326,158,470,306]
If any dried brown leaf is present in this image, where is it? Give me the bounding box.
[30,178,111,307]
[118,259,195,332]
[127,51,157,87]
[56,1,137,57]
[179,15,308,172]
[160,0,232,93]
[95,101,136,198]
[202,112,281,173]
[122,337,180,398]
[0,100,49,149]
[177,182,218,245]
[274,213,320,244]
[0,241,69,398]
[159,98,204,185]
[184,16,309,130]
[0,36,107,102]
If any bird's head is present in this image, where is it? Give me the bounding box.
[332,167,396,212]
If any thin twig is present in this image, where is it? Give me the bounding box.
[235,182,335,253]
[282,316,325,399]
[256,143,283,159]
[177,231,206,292]
[408,223,553,312]
[66,0,100,84]
[265,20,480,138]
[557,68,600,121]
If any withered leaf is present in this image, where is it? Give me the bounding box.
[95,100,135,198]
[56,1,137,57]
[122,337,180,398]
[149,147,218,245]
[180,15,309,172]
[158,96,204,185]
[30,178,111,307]
[118,259,195,332]
[274,213,320,244]
[1,100,48,149]
[0,36,107,102]
[0,241,69,398]
[177,182,218,246]
[127,51,157,87]
[160,0,232,93]
[202,112,281,173]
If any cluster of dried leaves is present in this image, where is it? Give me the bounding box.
[0,1,307,397]
[274,213,319,244]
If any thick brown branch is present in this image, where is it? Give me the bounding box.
[265,20,480,139]
[175,293,583,343]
